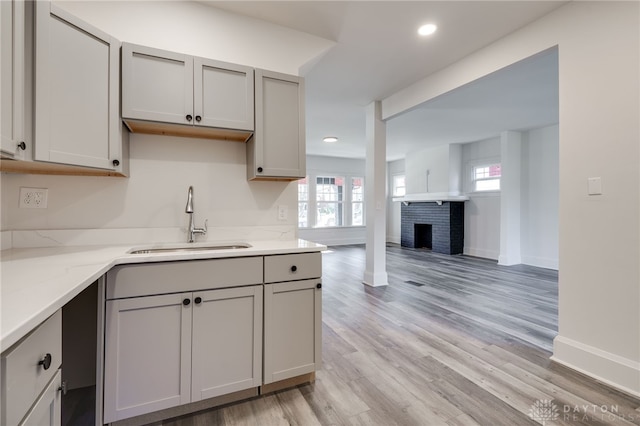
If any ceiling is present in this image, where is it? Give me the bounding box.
[202,1,564,161]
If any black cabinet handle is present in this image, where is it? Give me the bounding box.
[186,114,193,122]
[291,265,297,272]
[257,167,263,173]
[58,381,67,395]
[39,353,52,370]
[194,297,202,304]
[316,283,322,289]
[195,115,202,122]
[112,159,120,167]
[17,141,26,150]
[183,298,191,306]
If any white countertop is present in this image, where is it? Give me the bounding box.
[0,239,325,352]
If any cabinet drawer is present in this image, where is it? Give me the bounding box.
[1,310,62,426]
[107,256,264,299]
[264,252,321,283]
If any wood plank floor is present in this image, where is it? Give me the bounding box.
[159,244,640,426]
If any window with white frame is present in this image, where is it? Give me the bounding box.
[351,177,364,226]
[393,174,406,197]
[316,176,344,227]
[473,163,501,191]
[298,177,308,227]
[297,174,365,228]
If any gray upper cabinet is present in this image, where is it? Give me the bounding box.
[194,57,254,131]
[0,0,26,159]
[248,69,306,181]
[122,43,254,135]
[34,1,126,173]
[122,44,192,126]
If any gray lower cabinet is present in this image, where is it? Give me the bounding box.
[20,369,62,426]
[263,279,322,384]
[1,310,63,426]
[191,286,263,401]
[103,259,264,423]
[263,253,322,384]
[104,292,191,422]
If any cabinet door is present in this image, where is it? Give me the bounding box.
[249,69,306,180]
[194,57,254,131]
[122,43,193,125]
[34,2,121,170]
[104,293,192,423]
[0,0,25,158]
[20,369,61,426]
[191,286,263,401]
[263,279,322,384]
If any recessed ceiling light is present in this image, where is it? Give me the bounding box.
[323,136,338,143]
[418,23,437,36]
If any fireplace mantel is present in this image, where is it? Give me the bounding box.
[393,192,469,203]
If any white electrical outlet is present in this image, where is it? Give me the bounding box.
[278,205,288,220]
[19,187,48,209]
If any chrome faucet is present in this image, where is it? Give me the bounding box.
[185,186,207,243]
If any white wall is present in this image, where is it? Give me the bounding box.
[521,124,559,269]
[1,135,297,233]
[382,1,640,396]
[405,144,449,194]
[459,128,559,265]
[0,1,337,239]
[54,1,334,76]
[462,137,501,260]
[298,155,366,246]
[387,159,405,244]
[405,144,462,194]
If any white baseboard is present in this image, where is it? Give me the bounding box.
[386,235,400,245]
[521,255,558,270]
[498,254,523,266]
[363,270,388,287]
[463,246,499,260]
[552,335,640,398]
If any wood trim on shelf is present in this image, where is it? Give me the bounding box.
[0,159,126,177]
[123,119,252,143]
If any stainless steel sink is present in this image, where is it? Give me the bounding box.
[129,243,251,254]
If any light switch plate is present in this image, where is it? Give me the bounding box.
[278,205,288,220]
[587,177,602,195]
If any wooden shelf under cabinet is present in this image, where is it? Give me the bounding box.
[123,119,253,143]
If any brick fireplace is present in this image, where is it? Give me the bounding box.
[400,201,465,255]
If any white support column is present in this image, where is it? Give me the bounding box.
[498,130,522,266]
[363,101,389,287]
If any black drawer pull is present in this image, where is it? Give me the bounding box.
[316,283,322,289]
[39,353,52,370]
[194,297,202,304]
[183,298,191,306]
[291,265,297,272]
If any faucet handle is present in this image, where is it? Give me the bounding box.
[203,219,208,233]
